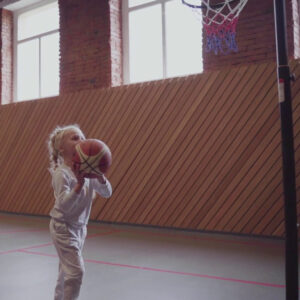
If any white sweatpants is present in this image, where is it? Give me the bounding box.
[50,219,87,300]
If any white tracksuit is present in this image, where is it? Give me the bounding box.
[49,163,112,300]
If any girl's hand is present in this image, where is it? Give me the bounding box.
[96,173,106,184]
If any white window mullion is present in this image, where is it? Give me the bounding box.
[122,0,130,84]
[18,29,59,44]
[38,36,41,98]
[161,1,167,78]
[13,11,18,102]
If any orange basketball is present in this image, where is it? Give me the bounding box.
[72,139,112,178]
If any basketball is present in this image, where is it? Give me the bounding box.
[72,139,112,178]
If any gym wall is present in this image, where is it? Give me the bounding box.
[0,0,299,238]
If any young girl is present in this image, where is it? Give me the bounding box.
[48,124,112,300]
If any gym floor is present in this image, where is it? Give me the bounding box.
[0,212,291,300]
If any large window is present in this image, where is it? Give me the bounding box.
[123,0,203,84]
[14,1,59,101]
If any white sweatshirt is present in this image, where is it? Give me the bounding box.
[50,163,112,227]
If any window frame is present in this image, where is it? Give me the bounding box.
[122,0,203,84]
[13,0,59,102]
[123,0,168,84]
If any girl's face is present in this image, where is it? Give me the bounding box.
[60,129,85,161]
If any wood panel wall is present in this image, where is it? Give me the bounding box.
[0,60,300,238]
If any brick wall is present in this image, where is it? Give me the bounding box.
[0,0,299,102]
[0,9,12,104]
[110,0,122,87]
[203,0,297,70]
[59,0,122,94]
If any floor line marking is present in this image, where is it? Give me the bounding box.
[18,249,287,289]
[0,213,287,249]
[0,230,119,255]
[0,228,47,235]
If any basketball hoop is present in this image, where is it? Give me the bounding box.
[182,0,248,55]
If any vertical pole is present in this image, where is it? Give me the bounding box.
[273,1,298,299]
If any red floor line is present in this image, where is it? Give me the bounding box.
[0,213,287,249]
[18,249,287,289]
[0,242,54,255]
[87,259,286,289]
[0,249,22,255]
[0,230,119,255]
[0,228,47,235]
[0,213,289,249]
[18,249,57,257]
[22,242,54,250]
[0,224,284,252]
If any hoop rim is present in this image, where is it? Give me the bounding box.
[182,0,239,10]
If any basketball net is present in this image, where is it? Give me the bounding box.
[182,0,248,55]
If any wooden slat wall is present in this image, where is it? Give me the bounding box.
[1,60,300,238]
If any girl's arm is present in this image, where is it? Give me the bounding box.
[52,170,83,212]
[92,174,112,198]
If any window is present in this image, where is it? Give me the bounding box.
[14,1,59,101]
[123,0,203,84]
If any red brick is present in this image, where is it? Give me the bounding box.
[203,0,298,71]
[0,9,13,104]
[59,0,122,93]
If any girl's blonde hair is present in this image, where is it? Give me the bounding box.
[48,124,85,170]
